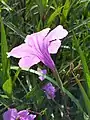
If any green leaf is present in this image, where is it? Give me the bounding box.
[26,86,37,99]
[1,18,12,95]
[35,0,44,17]
[3,79,12,96]
[26,85,44,105]
[3,21,25,39]
[1,0,12,11]
[62,0,70,19]
[63,88,84,112]
[42,0,48,7]
[73,32,90,97]
[72,72,90,117]
[47,7,62,26]
[1,18,8,82]
[13,68,21,84]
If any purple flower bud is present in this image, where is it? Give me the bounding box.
[43,83,56,99]
[38,69,47,81]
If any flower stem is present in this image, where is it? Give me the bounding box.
[53,68,64,93]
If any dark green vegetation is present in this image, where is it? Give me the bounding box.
[1,0,90,119]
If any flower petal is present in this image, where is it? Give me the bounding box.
[48,40,61,54]
[26,114,36,120]
[3,108,17,120]
[8,44,32,58]
[25,28,50,56]
[25,28,50,46]
[38,69,47,81]
[18,110,29,118]
[45,25,68,41]
[19,56,40,70]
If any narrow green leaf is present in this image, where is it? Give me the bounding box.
[62,0,70,19]
[1,0,12,11]
[72,72,90,117]
[35,0,44,17]
[3,21,25,39]
[13,68,21,84]
[26,86,43,100]
[73,32,90,97]
[63,88,84,112]
[26,86,37,99]
[1,18,12,95]
[1,18,8,82]
[3,79,12,95]
[86,73,90,89]
[42,0,48,7]
[0,95,9,99]
[47,7,62,26]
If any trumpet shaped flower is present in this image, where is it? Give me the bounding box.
[8,25,68,71]
[3,108,36,120]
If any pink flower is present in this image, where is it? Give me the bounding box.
[8,25,68,71]
[3,108,36,120]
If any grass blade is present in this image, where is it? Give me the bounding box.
[47,7,62,27]
[62,0,70,20]
[72,72,90,117]
[1,18,8,82]
[1,17,12,96]
[73,32,90,97]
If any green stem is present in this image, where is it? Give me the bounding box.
[53,68,64,93]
